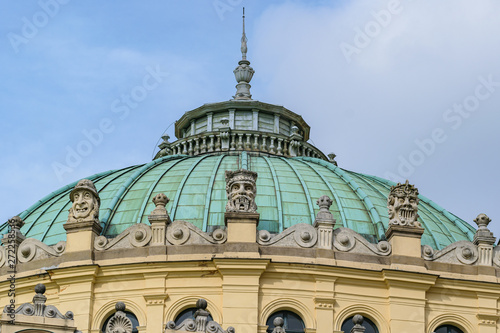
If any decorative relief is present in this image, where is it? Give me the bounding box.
[257,224,317,248]
[95,223,152,251]
[165,299,234,333]
[314,195,336,250]
[490,245,500,268]
[166,221,227,246]
[105,302,133,333]
[68,179,100,223]
[3,284,73,320]
[225,169,257,213]
[422,241,478,265]
[17,239,65,263]
[333,228,391,256]
[387,180,420,228]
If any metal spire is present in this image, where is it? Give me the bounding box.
[241,7,247,60]
[232,7,254,100]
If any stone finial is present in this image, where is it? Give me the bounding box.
[105,302,133,333]
[67,179,100,224]
[149,193,171,222]
[327,153,338,166]
[474,213,494,243]
[4,283,74,320]
[158,135,172,157]
[271,317,286,333]
[165,298,235,333]
[315,195,334,224]
[473,213,496,265]
[232,8,254,100]
[387,180,420,228]
[2,216,26,247]
[8,216,24,230]
[350,315,366,333]
[225,169,258,213]
[314,195,335,249]
[148,193,171,245]
[194,299,210,332]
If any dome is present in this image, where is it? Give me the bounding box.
[3,151,474,250]
[0,22,476,252]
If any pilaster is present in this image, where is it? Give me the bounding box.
[49,265,99,333]
[215,259,269,333]
[383,270,437,332]
[313,276,336,333]
[143,272,167,333]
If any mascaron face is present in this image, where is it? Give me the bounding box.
[72,190,95,219]
[230,180,255,211]
[393,193,418,224]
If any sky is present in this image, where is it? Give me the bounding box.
[0,0,499,240]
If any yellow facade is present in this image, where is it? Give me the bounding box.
[1,212,499,333]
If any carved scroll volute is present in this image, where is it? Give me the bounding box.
[314,195,335,250]
[148,193,171,245]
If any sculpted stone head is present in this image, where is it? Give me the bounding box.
[387,180,420,227]
[69,179,100,222]
[225,169,258,213]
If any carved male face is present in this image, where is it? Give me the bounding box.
[388,181,419,227]
[392,192,418,225]
[225,169,258,213]
[229,180,256,211]
[72,190,96,219]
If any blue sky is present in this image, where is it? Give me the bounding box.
[1,0,499,239]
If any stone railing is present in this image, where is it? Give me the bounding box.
[155,130,327,160]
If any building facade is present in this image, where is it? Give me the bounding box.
[1,19,499,333]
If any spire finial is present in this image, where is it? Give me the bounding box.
[232,7,255,100]
[241,7,247,60]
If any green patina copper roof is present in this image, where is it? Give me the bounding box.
[0,153,475,249]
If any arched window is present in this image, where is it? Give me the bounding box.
[434,325,464,333]
[174,308,213,325]
[266,310,305,333]
[341,316,379,333]
[101,311,139,333]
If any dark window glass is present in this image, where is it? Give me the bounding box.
[266,310,305,333]
[341,316,379,333]
[101,311,139,333]
[434,325,464,333]
[174,308,213,325]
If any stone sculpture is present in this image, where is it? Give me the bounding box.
[350,314,366,333]
[165,299,234,333]
[387,180,420,227]
[225,169,257,213]
[105,302,133,333]
[4,283,74,320]
[271,317,286,333]
[68,179,100,223]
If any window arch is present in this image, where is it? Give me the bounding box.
[434,325,464,333]
[174,308,214,325]
[341,316,379,333]
[101,311,139,333]
[266,310,305,333]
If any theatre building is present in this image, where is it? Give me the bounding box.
[1,20,499,333]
